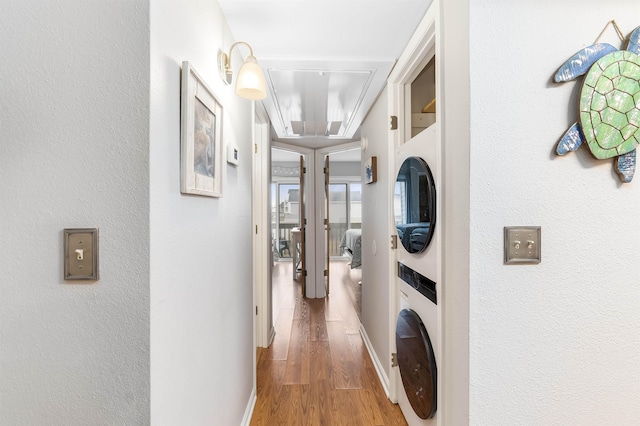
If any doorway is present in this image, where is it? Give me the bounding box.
[271,147,307,323]
[269,145,363,320]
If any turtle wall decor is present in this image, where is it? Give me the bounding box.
[554,21,640,183]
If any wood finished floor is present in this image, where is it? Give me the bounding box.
[251,260,407,426]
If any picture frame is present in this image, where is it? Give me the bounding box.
[365,156,377,184]
[180,61,223,197]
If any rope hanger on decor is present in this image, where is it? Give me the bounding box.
[593,20,625,44]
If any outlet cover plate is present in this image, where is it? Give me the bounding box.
[504,226,541,265]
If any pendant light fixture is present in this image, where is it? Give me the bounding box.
[218,41,267,100]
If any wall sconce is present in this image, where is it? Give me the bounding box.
[218,41,267,100]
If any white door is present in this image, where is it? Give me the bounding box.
[299,155,307,296]
[324,155,330,294]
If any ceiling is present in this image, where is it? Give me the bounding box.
[218,0,432,149]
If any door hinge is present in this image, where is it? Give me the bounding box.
[303,167,307,173]
[391,234,398,249]
[255,225,258,234]
[254,144,258,154]
[391,352,398,367]
[390,115,398,130]
[324,219,329,226]
[256,306,258,315]
[304,270,308,277]
[324,269,328,277]
[323,167,329,174]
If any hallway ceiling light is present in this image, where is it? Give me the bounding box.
[218,41,267,100]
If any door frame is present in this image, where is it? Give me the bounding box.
[385,1,471,422]
[385,1,439,406]
[271,141,316,298]
[253,101,272,350]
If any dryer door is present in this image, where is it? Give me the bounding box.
[396,309,437,419]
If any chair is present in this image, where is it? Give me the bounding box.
[279,240,290,257]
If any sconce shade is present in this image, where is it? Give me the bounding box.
[235,55,267,100]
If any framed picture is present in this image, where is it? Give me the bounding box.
[365,156,377,184]
[180,61,223,197]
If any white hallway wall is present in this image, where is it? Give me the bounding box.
[360,88,391,380]
[0,0,150,424]
[0,0,254,424]
[150,0,254,425]
[361,1,640,424]
[469,1,640,424]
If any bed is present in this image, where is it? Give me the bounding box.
[340,228,362,269]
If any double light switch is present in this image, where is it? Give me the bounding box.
[504,226,541,264]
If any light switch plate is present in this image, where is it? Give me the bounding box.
[64,228,99,280]
[504,226,541,265]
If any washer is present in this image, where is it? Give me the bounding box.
[396,308,437,419]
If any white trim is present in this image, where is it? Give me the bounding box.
[387,7,437,85]
[313,151,326,297]
[253,102,271,349]
[315,140,361,156]
[386,81,401,403]
[440,0,470,423]
[360,323,390,398]
[268,325,276,346]
[240,387,257,426]
[272,140,313,155]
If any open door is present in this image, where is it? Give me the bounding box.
[299,155,306,297]
[324,155,330,294]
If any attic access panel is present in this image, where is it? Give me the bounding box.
[266,68,372,139]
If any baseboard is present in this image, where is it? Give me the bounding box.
[359,323,390,397]
[240,387,256,426]
[268,326,276,346]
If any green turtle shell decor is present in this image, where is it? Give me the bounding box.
[554,22,640,183]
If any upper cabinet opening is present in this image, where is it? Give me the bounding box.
[409,55,436,139]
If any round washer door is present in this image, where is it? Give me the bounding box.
[395,309,437,419]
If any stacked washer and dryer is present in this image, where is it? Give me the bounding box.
[393,124,440,425]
